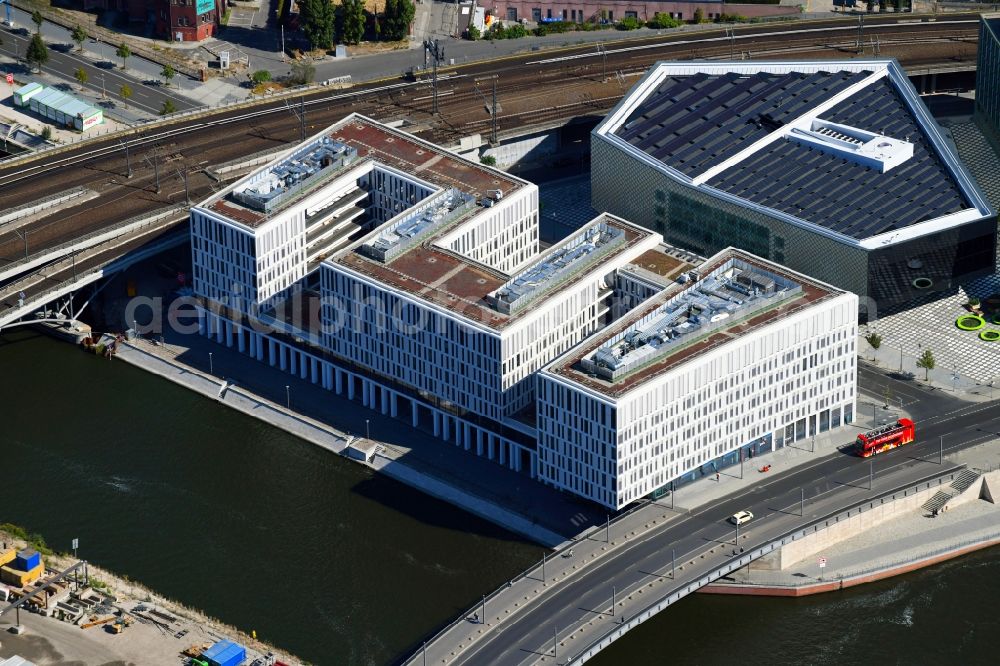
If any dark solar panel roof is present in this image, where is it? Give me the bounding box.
[614,69,872,176]
[706,76,970,240]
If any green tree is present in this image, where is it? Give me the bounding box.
[479,154,496,166]
[160,99,177,115]
[916,349,935,381]
[74,66,88,85]
[31,9,43,32]
[25,33,49,73]
[41,125,52,141]
[647,13,682,29]
[119,83,132,109]
[72,25,88,51]
[338,0,365,44]
[251,69,272,84]
[465,24,481,40]
[865,331,882,362]
[116,43,131,69]
[161,63,175,86]
[300,0,335,49]
[381,0,414,41]
[693,7,705,22]
[289,60,316,85]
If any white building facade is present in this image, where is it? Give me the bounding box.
[190,114,670,482]
[537,249,858,509]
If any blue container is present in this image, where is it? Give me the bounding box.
[15,549,40,572]
[203,640,247,666]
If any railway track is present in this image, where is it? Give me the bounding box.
[0,16,981,265]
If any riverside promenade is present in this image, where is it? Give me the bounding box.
[113,335,567,546]
[702,439,1000,597]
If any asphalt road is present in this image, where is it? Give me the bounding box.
[0,18,200,116]
[458,379,1000,664]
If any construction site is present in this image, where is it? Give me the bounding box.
[0,533,297,666]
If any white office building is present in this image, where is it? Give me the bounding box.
[537,248,858,509]
[190,114,676,477]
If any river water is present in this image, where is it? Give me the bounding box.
[2,330,999,665]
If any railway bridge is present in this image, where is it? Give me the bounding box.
[0,15,983,331]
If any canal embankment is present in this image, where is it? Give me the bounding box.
[702,447,1000,597]
[0,525,298,666]
[112,335,568,547]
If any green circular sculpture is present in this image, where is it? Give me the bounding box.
[981,330,1000,342]
[957,315,986,331]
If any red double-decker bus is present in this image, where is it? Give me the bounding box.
[855,418,916,458]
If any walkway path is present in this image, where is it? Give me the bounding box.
[114,331,583,544]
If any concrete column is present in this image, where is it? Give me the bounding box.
[279,345,287,371]
[488,436,495,461]
[310,358,318,384]
[256,335,264,362]
[476,429,484,456]
[289,350,297,376]
[499,440,506,465]
[411,401,419,428]
[455,422,463,448]
[300,354,308,380]
[511,446,520,472]
[237,326,246,353]
[335,370,344,395]
[268,339,277,366]
[362,381,370,407]
[442,415,451,441]
[380,388,389,416]
[247,332,255,357]
[215,316,224,344]
[390,393,398,418]
[347,375,356,400]
[433,411,441,437]
[529,454,537,479]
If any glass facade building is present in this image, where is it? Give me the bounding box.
[977,17,1000,148]
[593,60,997,320]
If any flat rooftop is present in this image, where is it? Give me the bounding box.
[206,115,523,228]
[602,61,991,243]
[547,248,841,398]
[336,213,654,330]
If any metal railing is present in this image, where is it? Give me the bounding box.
[399,491,687,664]
[567,467,964,664]
[0,204,187,278]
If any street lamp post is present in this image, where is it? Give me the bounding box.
[208,352,214,376]
[869,459,873,490]
[285,385,290,409]
[366,418,370,440]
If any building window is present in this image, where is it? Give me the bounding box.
[546,8,552,18]
[625,10,637,18]
[507,7,517,20]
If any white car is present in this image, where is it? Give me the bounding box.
[729,510,754,526]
